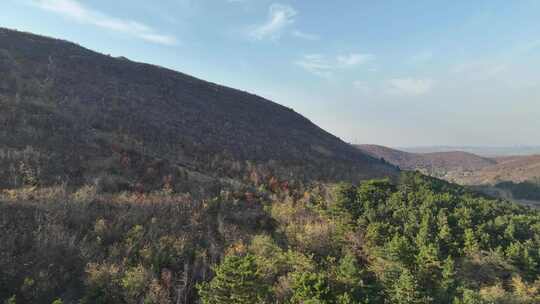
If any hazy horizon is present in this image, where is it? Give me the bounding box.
[2,0,539,147]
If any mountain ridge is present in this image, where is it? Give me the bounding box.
[0,28,396,193]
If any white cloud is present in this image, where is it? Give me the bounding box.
[295,52,374,77]
[388,78,434,96]
[250,3,297,40]
[30,0,178,45]
[337,53,374,67]
[291,30,319,41]
[294,54,333,78]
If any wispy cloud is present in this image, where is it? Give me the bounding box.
[291,30,320,41]
[30,0,178,45]
[249,3,297,40]
[248,3,320,42]
[388,78,434,96]
[295,52,374,77]
[337,53,374,67]
[295,54,333,78]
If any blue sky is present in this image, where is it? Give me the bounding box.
[2,0,540,147]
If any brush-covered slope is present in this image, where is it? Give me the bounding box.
[0,28,395,192]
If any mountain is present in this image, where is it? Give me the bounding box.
[356,144,495,174]
[0,28,395,193]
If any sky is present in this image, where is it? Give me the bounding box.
[2,0,540,147]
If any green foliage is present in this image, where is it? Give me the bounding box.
[197,172,540,303]
[197,254,271,304]
[386,234,415,266]
[305,172,540,303]
[3,296,16,304]
[290,271,333,304]
[121,265,151,303]
[439,257,457,302]
[452,289,487,304]
[2,171,540,304]
[389,269,427,304]
[332,182,360,219]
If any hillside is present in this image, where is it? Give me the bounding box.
[356,144,495,175]
[0,28,395,194]
[460,154,540,185]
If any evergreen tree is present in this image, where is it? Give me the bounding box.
[390,269,428,304]
[333,182,360,219]
[197,254,270,304]
[438,256,457,303]
[463,229,479,255]
[452,289,485,304]
[386,234,415,267]
[290,271,333,304]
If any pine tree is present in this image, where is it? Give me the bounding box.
[197,254,270,304]
[290,271,333,304]
[336,254,381,303]
[438,256,457,303]
[437,209,453,254]
[386,234,415,267]
[390,269,427,304]
[463,229,479,255]
[332,182,360,219]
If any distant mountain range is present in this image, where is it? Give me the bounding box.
[399,146,540,157]
[0,28,396,194]
[357,144,496,173]
[356,144,540,186]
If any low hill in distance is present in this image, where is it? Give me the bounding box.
[463,154,540,184]
[357,144,540,205]
[357,144,496,177]
[400,145,540,156]
[0,28,396,195]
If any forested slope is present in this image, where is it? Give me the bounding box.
[2,173,539,303]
